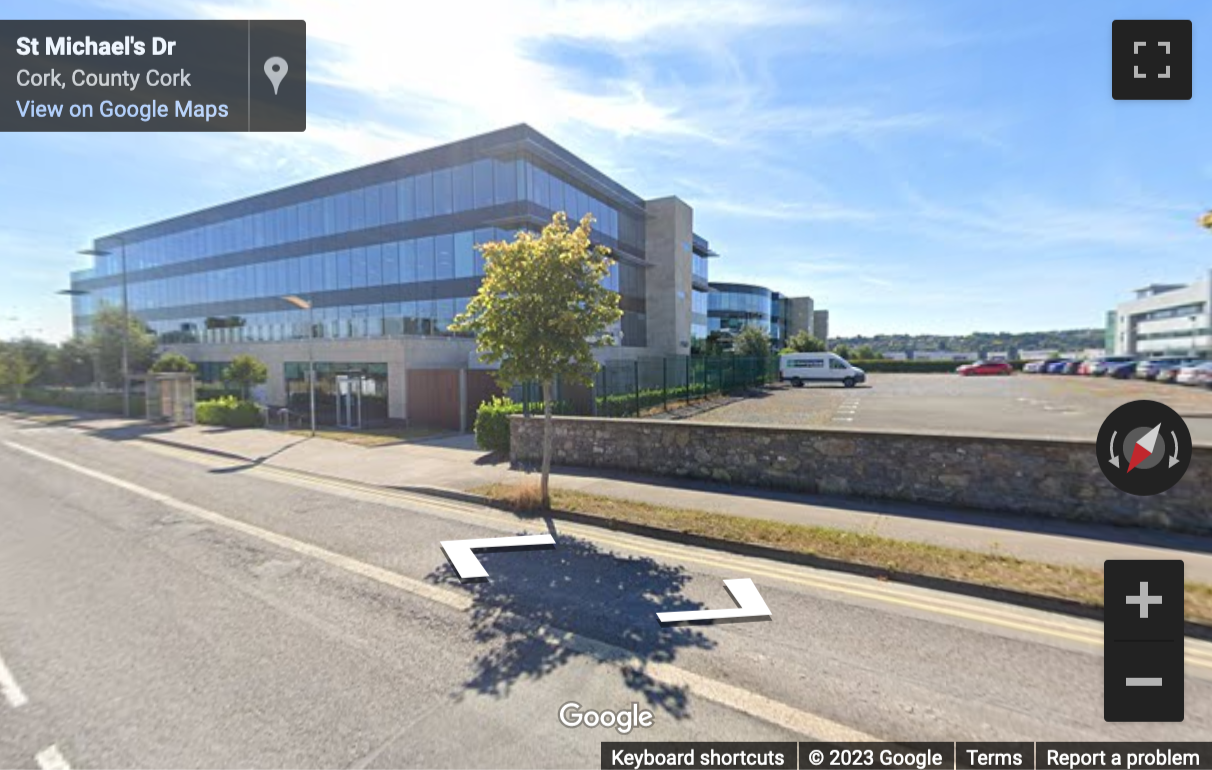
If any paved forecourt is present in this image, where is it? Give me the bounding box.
[689,373,1212,445]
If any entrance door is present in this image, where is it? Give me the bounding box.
[335,374,364,429]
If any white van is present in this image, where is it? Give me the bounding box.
[779,352,867,388]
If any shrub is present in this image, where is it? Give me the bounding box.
[474,396,524,452]
[195,396,263,428]
[21,386,146,417]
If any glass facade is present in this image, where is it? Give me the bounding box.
[708,283,774,336]
[73,148,646,348]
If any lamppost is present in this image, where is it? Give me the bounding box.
[283,295,316,437]
[55,289,101,392]
[77,237,130,417]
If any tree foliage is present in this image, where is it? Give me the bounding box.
[89,305,157,386]
[783,330,826,353]
[854,344,880,360]
[732,324,772,358]
[222,354,268,399]
[0,343,39,399]
[150,352,197,374]
[451,212,622,507]
[832,343,852,360]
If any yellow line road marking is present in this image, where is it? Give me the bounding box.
[132,439,1212,670]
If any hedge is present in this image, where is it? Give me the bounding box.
[473,396,522,452]
[195,396,263,428]
[474,396,576,452]
[842,359,1028,373]
[21,386,147,417]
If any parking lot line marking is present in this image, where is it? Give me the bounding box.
[0,649,28,708]
[4,439,880,741]
[35,745,70,770]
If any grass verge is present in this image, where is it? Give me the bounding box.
[476,481,1212,625]
[288,425,449,447]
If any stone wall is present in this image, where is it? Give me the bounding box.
[510,416,1212,534]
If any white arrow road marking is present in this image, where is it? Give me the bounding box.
[36,745,71,770]
[657,579,772,626]
[1109,430,1120,468]
[441,534,555,581]
[1169,430,1181,468]
[0,650,28,708]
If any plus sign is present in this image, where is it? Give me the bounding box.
[1127,581,1163,618]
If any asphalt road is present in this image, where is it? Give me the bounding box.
[691,373,1212,444]
[2,417,1211,768]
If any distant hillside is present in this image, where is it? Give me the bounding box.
[829,329,1105,355]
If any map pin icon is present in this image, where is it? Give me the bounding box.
[264,57,288,95]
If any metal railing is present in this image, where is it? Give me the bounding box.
[511,355,778,419]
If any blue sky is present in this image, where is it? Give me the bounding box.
[3,0,1211,341]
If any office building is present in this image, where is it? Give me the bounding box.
[813,309,830,343]
[707,282,823,344]
[1108,272,1211,358]
[69,125,734,425]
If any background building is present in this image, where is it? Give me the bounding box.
[1109,272,1211,358]
[68,125,730,425]
[812,309,830,343]
[706,282,824,344]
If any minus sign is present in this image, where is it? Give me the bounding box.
[1126,678,1164,686]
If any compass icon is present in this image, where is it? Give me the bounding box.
[1097,400,1192,496]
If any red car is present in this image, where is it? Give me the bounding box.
[957,360,1013,376]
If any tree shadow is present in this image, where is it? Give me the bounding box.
[425,530,717,719]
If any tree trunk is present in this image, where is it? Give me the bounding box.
[540,379,553,509]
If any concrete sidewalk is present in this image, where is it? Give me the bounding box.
[9,408,1212,583]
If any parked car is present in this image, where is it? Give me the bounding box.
[779,352,867,388]
[1065,360,1087,375]
[1106,360,1138,379]
[1176,361,1212,386]
[1024,358,1062,373]
[1088,356,1137,376]
[956,360,1013,376]
[1157,364,1187,384]
[1136,358,1185,380]
[1044,360,1072,374]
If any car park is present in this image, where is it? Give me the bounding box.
[956,360,1013,376]
[1065,360,1087,375]
[1022,360,1050,373]
[779,352,867,388]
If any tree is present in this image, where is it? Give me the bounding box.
[784,330,826,353]
[832,343,852,360]
[704,330,730,356]
[52,336,96,387]
[150,352,197,374]
[9,337,55,386]
[451,212,622,508]
[854,344,880,360]
[222,354,268,400]
[89,305,157,387]
[732,324,772,358]
[0,344,38,400]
